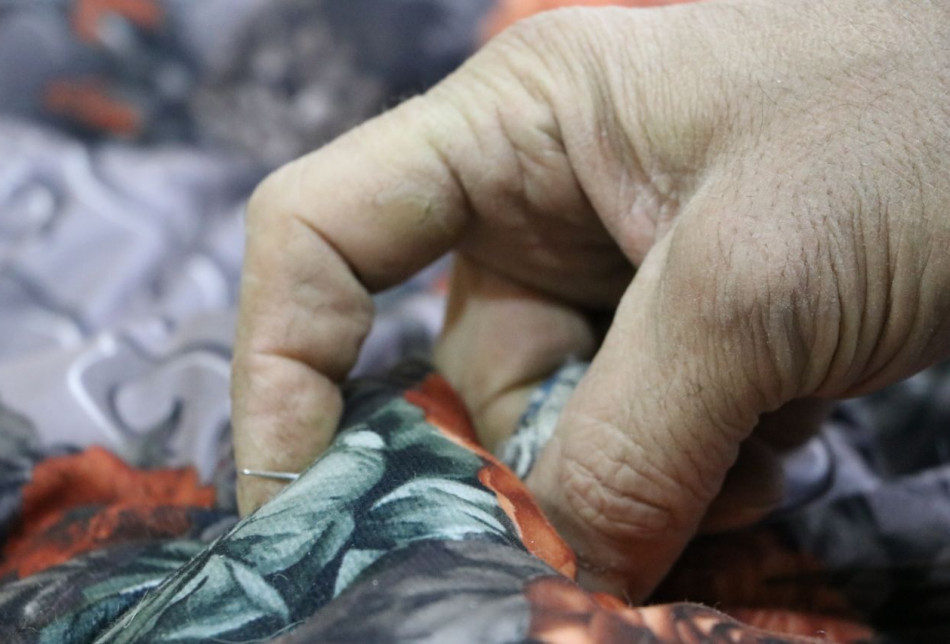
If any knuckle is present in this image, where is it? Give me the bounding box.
[670,221,799,326]
[245,169,282,223]
[245,162,300,232]
[488,7,610,100]
[496,7,588,50]
[662,214,815,406]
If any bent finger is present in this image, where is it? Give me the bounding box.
[233,97,477,513]
[526,205,812,600]
[435,255,602,451]
[231,29,574,514]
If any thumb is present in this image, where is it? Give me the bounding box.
[526,209,806,601]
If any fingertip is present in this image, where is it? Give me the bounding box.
[237,477,289,517]
[231,351,344,516]
[526,426,700,602]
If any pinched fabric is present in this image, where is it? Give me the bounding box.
[0,360,889,643]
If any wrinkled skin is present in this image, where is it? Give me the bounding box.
[231,0,950,600]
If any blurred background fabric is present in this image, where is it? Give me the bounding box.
[0,0,478,497]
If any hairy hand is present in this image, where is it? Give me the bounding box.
[231,0,950,600]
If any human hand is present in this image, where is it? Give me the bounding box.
[231,0,950,600]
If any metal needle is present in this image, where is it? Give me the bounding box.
[239,469,301,481]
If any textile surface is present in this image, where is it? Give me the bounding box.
[0,1,948,642]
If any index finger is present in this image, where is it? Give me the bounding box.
[231,94,474,513]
